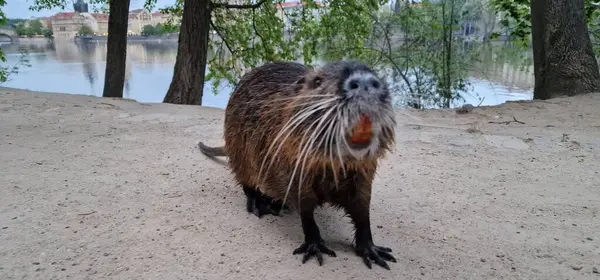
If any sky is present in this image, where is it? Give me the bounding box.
[4,0,177,19]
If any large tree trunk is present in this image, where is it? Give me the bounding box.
[102,0,131,98]
[530,0,600,99]
[163,0,211,105]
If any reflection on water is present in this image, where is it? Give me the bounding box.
[464,42,534,106]
[0,40,533,108]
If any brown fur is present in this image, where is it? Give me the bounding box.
[201,60,397,269]
[221,61,393,210]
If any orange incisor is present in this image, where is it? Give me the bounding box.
[350,114,373,145]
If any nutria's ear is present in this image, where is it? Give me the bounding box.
[293,77,306,91]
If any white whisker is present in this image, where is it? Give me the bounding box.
[262,98,338,179]
[321,104,341,186]
[281,110,329,209]
[295,104,338,206]
[335,109,346,177]
[258,98,339,183]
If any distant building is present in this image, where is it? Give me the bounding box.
[91,13,109,35]
[51,12,97,38]
[49,7,181,38]
[128,8,153,35]
[151,11,176,26]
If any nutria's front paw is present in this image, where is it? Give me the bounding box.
[244,187,285,218]
[252,197,279,218]
[355,244,396,270]
[293,240,337,266]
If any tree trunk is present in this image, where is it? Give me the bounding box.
[102,0,131,98]
[530,0,600,99]
[163,0,211,105]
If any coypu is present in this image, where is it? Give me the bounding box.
[198,60,397,269]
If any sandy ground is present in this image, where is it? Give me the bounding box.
[1,87,599,280]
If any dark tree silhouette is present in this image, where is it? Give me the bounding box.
[530,0,600,99]
[163,0,211,104]
[163,0,267,105]
[103,0,131,98]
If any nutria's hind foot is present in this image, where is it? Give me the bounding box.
[355,244,397,270]
[242,185,285,218]
[337,185,397,270]
[293,240,337,266]
[293,204,337,266]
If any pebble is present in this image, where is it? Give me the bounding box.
[571,265,583,271]
[593,267,598,274]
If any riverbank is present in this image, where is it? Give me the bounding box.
[1,88,599,279]
[74,34,180,43]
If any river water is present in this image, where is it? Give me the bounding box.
[0,39,534,108]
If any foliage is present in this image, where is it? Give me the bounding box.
[78,24,94,36]
[30,0,106,11]
[0,51,32,84]
[0,0,32,84]
[490,0,600,49]
[15,23,31,36]
[15,20,47,37]
[351,0,476,108]
[0,0,7,83]
[154,0,384,97]
[43,28,53,38]
[141,23,175,35]
[28,20,43,34]
[25,0,522,108]
[29,0,159,12]
[141,24,155,35]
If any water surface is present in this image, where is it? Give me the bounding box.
[1,39,534,108]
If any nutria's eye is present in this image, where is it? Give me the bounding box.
[349,81,359,90]
[372,80,380,89]
[312,76,323,88]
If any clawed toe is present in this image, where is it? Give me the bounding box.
[357,244,397,270]
[293,241,337,266]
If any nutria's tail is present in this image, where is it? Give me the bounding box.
[198,141,227,158]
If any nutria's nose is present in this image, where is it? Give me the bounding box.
[343,74,381,96]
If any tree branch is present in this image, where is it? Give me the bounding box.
[211,0,268,10]
[209,19,236,56]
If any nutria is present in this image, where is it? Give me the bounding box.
[198,60,397,269]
